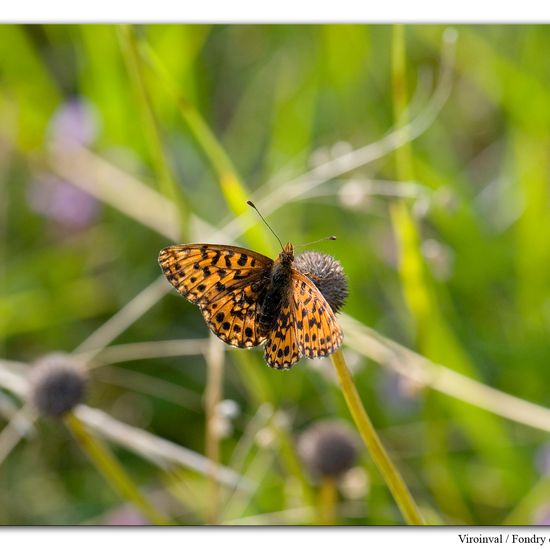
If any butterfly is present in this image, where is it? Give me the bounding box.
[158,241,343,369]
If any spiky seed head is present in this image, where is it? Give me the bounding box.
[29,353,87,417]
[294,251,348,313]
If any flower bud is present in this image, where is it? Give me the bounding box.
[298,420,359,479]
[29,353,87,417]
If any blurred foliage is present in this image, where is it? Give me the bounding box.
[1,24,550,526]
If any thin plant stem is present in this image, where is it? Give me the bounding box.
[330,348,425,525]
[391,25,470,521]
[0,405,36,467]
[117,25,188,237]
[0,361,250,490]
[503,476,550,525]
[65,412,173,526]
[140,43,272,254]
[341,314,550,434]
[75,405,249,490]
[221,446,275,522]
[219,403,275,519]
[222,506,314,526]
[204,335,225,524]
[81,338,210,368]
[217,29,457,246]
[73,276,169,362]
[48,143,181,241]
[318,476,337,526]
[273,422,316,507]
[93,366,202,411]
[143,45,245,205]
[0,154,6,358]
[234,352,315,507]
[391,24,415,182]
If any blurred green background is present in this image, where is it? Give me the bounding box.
[1,24,550,526]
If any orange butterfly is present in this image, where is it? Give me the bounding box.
[158,238,343,369]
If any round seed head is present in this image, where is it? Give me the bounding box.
[298,420,359,479]
[294,251,348,313]
[29,353,87,417]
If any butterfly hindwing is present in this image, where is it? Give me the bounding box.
[290,269,343,359]
[159,244,273,348]
[263,300,301,370]
[201,280,268,348]
[263,270,343,369]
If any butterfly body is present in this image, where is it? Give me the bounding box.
[159,241,343,370]
[257,242,294,334]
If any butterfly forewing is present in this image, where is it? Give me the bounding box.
[290,270,343,360]
[159,244,272,302]
[159,244,273,348]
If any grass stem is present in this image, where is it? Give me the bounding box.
[330,348,425,525]
[65,412,173,526]
[140,43,273,253]
[117,25,188,238]
[318,476,337,525]
[204,336,225,524]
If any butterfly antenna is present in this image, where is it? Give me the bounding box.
[296,235,337,249]
[246,200,284,250]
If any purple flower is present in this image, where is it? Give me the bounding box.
[535,443,550,477]
[533,505,550,526]
[28,175,99,230]
[377,370,421,414]
[49,98,99,147]
[103,506,150,526]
